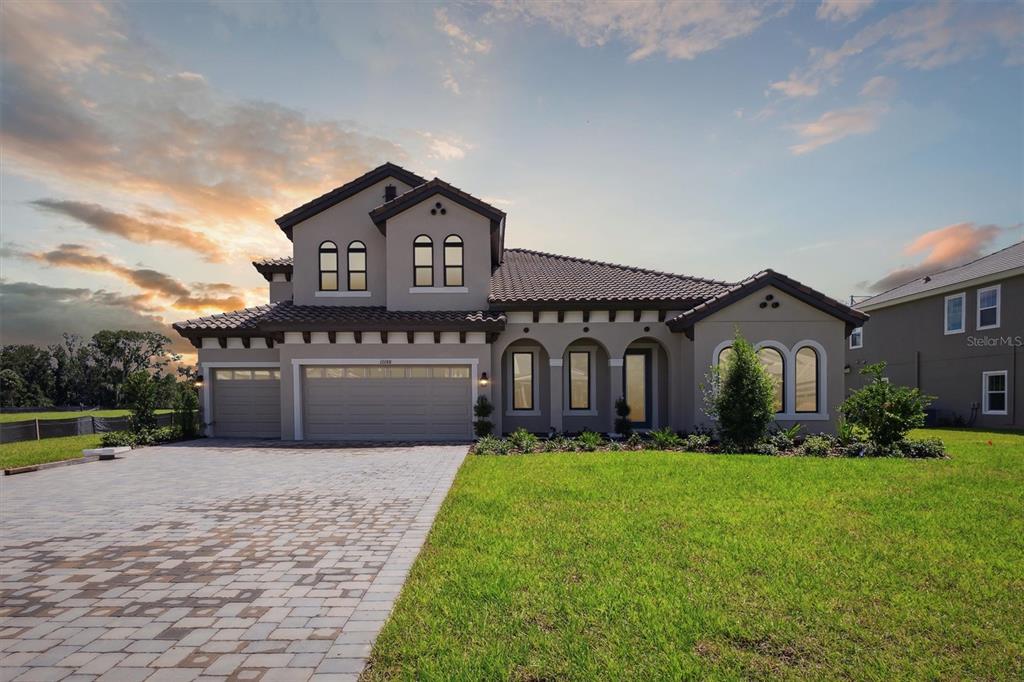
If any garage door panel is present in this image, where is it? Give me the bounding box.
[213,369,281,438]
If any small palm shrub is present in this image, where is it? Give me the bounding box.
[508,427,540,453]
[575,431,603,451]
[649,427,682,450]
[841,362,933,450]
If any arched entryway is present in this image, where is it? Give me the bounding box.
[620,337,671,430]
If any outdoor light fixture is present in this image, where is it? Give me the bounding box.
[193,375,204,388]
[479,372,489,387]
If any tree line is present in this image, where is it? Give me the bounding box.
[0,330,193,409]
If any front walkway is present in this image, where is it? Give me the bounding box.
[0,442,467,682]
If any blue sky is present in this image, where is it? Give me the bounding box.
[1,1,1021,357]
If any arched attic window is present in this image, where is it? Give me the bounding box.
[318,241,338,291]
[347,241,367,291]
[444,234,464,286]
[413,235,433,287]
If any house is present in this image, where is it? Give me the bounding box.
[172,163,867,441]
[847,241,1023,429]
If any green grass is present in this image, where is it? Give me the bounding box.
[366,428,1024,680]
[0,433,103,469]
[0,409,171,423]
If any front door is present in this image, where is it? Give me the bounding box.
[623,349,652,429]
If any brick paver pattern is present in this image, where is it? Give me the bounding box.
[1,443,467,682]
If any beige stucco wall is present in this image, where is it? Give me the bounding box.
[384,198,492,311]
[290,177,416,307]
[689,284,846,433]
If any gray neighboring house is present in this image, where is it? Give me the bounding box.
[847,241,1023,429]
[173,162,867,441]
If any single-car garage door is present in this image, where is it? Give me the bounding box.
[303,365,472,440]
[212,368,281,438]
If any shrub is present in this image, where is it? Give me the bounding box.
[100,425,180,448]
[801,434,834,457]
[174,382,200,438]
[473,435,503,455]
[546,435,576,452]
[753,441,779,455]
[606,440,624,452]
[899,437,946,459]
[840,362,933,450]
[473,396,495,437]
[624,433,647,451]
[836,418,864,446]
[706,331,776,450]
[100,430,137,447]
[508,427,539,454]
[123,371,158,432]
[575,431,603,451]
[614,397,632,437]
[683,433,711,452]
[649,427,682,450]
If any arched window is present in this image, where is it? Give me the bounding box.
[717,346,735,376]
[757,347,785,413]
[318,241,338,291]
[444,234,464,287]
[413,235,433,287]
[347,241,366,291]
[795,346,819,413]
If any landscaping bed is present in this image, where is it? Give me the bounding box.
[365,428,1024,680]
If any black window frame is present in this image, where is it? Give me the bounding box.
[318,240,339,292]
[568,350,591,411]
[413,234,433,287]
[443,234,464,287]
[794,346,819,414]
[512,351,534,411]
[346,240,367,291]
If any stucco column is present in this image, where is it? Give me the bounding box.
[609,357,624,432]
[549,358,564,433]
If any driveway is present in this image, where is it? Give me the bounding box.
[0,442,468,682]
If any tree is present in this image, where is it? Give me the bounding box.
[473,395,494,437]
[706,331,775,449]
[123,371,159,431]
[89,330,179,406]
[841,362,933,450]
[0,345,54,406]
[48,334,91,406]
[174,382,200,438]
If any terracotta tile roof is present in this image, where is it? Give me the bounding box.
[489,249,731,306]
[172,301,506,337]
[666,269,868,332]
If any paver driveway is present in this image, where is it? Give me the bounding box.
[0,442,468,682]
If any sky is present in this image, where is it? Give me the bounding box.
[1,0,1022,362]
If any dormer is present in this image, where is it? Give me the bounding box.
[369,178,506,311]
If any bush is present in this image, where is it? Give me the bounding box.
[100,425,180,448]
[649,427,682,450]
[473,396,495,437]
[753,441,779,455]
[706,331,776,450]
[473,434,506,455]
[623,433,647,451]
[801,434,834,457]
[174,382,200,438]
[100,430,137,447]
[508,427,540,454]
[614,397,632,437]
[123,371,158,432]
[768,424,802,451]
[841,362,933,449]
[683,433,711,452]
[575,431,603,451]
[898,437,946,459]
[606,440,624,452]
[546,435,576,452]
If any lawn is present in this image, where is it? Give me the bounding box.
[365,428,1024,680]
[0,409,171,423]
[0,433,103,470]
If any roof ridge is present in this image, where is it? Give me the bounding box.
[505,248,733,287]
[369,176,505,219]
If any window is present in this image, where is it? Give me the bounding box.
[318,241,338,291]
[849,326,863,349]
[444,235,464,287]
[982,371,1008,415]
[977,285,1000,330]
[347,241,366,291]
[758,347,785,413]
[512,352,534,410]
[944,292,965,334]
[795,347,819,413]
[413,235,433,287]
[569,351,590,410]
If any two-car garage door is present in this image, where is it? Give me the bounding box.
[302,365,472,441]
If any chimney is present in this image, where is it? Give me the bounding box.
[384,185,397,201]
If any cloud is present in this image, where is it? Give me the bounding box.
[421,132,472,161]
[859,74,896,99]
[435,8,492,55]
[490,0,789,61]
[788,103,887,155]
[817,0,874,23]
[441,70,462,95]
[771,1,1023,99]
[29,199,227,261]
[867,222,1012,292]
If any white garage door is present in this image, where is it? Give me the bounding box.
[303,365,472,441]
[212,368,281,438]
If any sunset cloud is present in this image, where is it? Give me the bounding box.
[817,0,874,23]
[788,104,886,155]
[435,8,492,55]
[868,222,1015,292]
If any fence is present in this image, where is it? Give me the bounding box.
[0,413,176,444]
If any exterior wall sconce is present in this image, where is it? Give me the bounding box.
[479,372,489,387]
[193,375,204,388]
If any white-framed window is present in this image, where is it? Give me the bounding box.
[944,292,965,334]
[977,285,1001,330]
[849,326,863,349]
[982,370,1008,415]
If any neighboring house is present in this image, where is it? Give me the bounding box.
[847,241,1023,429]
[173,163,867,441]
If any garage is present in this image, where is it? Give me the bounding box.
[212,368,281,438]
[302,364,473,440]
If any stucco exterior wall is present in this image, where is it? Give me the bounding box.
[690,285,847,433]
[384,199,492,311]
[290,177,416,307]
[848,274,1022,428]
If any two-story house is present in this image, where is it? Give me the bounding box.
[173,163,867,441]
[847,241,1023,429]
